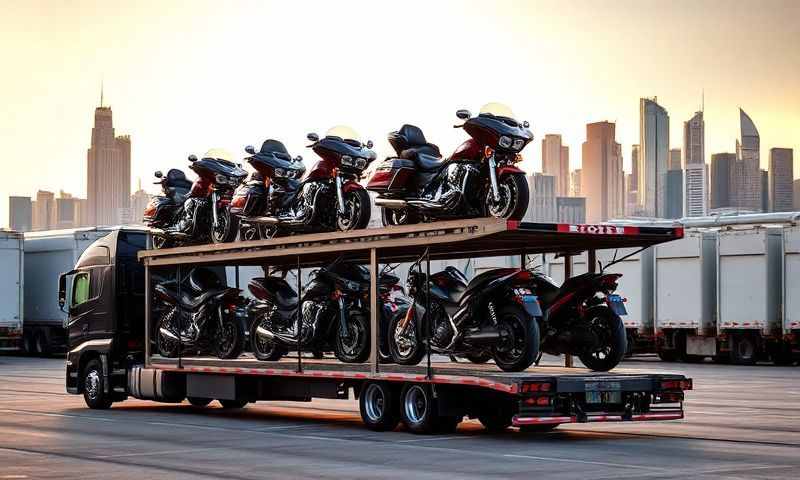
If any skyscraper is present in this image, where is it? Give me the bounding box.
[733,109,762,211]
[710,153,735,209]
[541,135,569,196]
[570,169,582,197]
[666,170,683,219]
[8,196,32,232]
[525,173,557,222]
[639,98,670,217]
[86,89,131,226]
[32,190,55,231]
[669,148,682,171]
[683,111,707,216]
[769,148,793,212]
[130,179,153,225]
[582,121,624,222]
[556,196,586,224]
[761,170,769,213]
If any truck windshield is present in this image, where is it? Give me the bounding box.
[72,273,90,306]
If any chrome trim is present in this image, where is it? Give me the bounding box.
[335,175,346,215]
[488,156,500,202]
[68,338,112,354]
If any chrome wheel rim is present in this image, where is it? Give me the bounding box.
[486,179,517,218]
[86,370,100,400]
[363,384,385,421]
[340,321,364,356]
[337,193,361,231]
[212,209,230,242]
[393,320,416,359]
[404,385,427,424]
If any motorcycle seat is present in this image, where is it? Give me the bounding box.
[414,152,449,172]
[250,277,298,309]
[167,287,229,310]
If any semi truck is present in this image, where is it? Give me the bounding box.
[0,230,24,351]
[61,219,692,433]
[22,228,119,355]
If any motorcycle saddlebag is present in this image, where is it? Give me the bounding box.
[230,181,267,216]
[143,196,176,223]
[366,158,415,193]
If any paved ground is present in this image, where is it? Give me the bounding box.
[1,355,798,479]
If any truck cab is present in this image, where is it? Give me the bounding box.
[61,228,148,406]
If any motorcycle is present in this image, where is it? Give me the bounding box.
[387,253,541,372]
[144,149,247,248]
[367,103,533,226]
[232,127,376,240]
[248,257,375,363]
[153,267,245,360]
[524,256,629,371]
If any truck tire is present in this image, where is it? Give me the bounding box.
[657,349,677,362]
[359,382,400,431]
[219,399,248,409]
[82,359,113,409]
[478,412,513,432]
[730,333,757,365]
[22,331,34,356]
[400,384,449,434]
[492,305,540,372]
[187,397,213,407]
[35,330,51,356]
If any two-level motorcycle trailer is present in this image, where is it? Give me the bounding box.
[66,218,691,434]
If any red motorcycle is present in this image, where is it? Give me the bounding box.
[367,103,532,225]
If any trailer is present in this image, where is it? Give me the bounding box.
[779,225,800,363]
[63,219,691,434]
[0,231,24,351]
[654,230,718,362]
[22,228,119,355]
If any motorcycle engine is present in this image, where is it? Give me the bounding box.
[294,182,325,223]
[429,303,453,347]
[299,300,326,344]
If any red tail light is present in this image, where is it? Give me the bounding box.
[661,379,693,391]
[514,270,532,281]
[521,382,552,393]
[523,396,552,406]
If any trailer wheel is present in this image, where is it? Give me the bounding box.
[657,349,677,362]
[359,382,400,431]
[34,330,51,356]
[187,397,212,407]
[400,384,447,434]
[219,399,248,409]
[22,331,34,356]
[519,424,558,433]
[82,359,112,409]
[772,342,795,366]
[478,412,513,432]
[730,333,757,365]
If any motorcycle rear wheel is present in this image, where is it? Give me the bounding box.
[484,173,529,220]
[250,316,287,361]
[336,189,371,232]
[578,306,627,371]
[387,309,426,366]
[492,305,540,372]
[334,312,370,363]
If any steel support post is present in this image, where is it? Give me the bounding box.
[564,254,573,368]
[369,248,379,374]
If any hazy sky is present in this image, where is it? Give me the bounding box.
[1,0,798,227]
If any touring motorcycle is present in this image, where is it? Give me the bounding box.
[367,103,533,226]
[524,256,629,371]
[231,127,376,240]
[387,253,541,372]
[153,267,245,360]
[144,149,247,248]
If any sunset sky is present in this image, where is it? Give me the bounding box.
[1,0,798,227]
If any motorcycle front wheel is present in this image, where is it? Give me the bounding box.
[492,305,540,372]
[578,306,627,371]
[484,173,529,220]
[250,316,287,361]
[214,316,244,360]
[210,207,239,244]
[334,312,370,363]
[155,308,180,358]
[336,189,371,232]
[387,309,426,366]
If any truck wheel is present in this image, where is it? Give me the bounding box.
[359,382,400,431]
[730,333,757,365]
[400,384,441,434]
[519,424,558,433]
[219,399,248,409]
[82,359,112,409]
[772,342,795,366]
[578,306,627,372]
[22,331,34,356]
[492,306,539,372]
[657,349,677,362]
[35,330,51,356]
[187,397,213,407]
[478,411,513,433]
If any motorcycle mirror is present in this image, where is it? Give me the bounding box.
[294,155,303,162]
[523,120,530,128]
[307,132,320,143]
[154,170,163,178]
[188,154,198,162]
[365,140,374,149]
[456,109,471,120]
[244,145,256,155]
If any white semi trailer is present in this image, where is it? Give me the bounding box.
[0,231,24,351]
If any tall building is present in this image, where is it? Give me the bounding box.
[711,153,735,209]
[8,196,32,232]
[32,190,55,231]
[541,135,569,196]
[582,121,624,222]
[55,192,78,229]
[556,196,586,224]
[794,179,800,211]
[666,170,683,219]
[683,111,707,216]
[130,180,152,225]
[570,169,582,197]
[86,90,131,226]
[733,109,762,211]
[669,149,682,171]
[525,173,557,222]
[769,148,794,212]
[761,170,769,213]
[639,98,670,217]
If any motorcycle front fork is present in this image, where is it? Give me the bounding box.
[337,297,349,337]
[211,191,220,227]
[335,175,346,215]
[487,156,501,202]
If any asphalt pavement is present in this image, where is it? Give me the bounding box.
[1,355,798,479]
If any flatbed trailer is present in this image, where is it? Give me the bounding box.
[66,219,691,433]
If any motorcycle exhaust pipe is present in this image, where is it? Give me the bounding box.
[256,325,300,346]
[159,328,180,342]
[374,198,408,209]
[406,199,444,210]
[462,328,501,345]
[243,216,280,225]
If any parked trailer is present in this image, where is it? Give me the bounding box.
[23,228,123,355]
[654,230,717,362]
[717,227,783,364]
[780,225,800,363]
[0,231,24,351]
[63,219,691,434]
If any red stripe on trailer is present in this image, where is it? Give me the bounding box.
[631,412,684,421]
[513,415,574,425]
[512,410,684,426]
[506,220,520,230]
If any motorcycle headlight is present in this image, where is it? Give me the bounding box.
[215,174,227,184]
[356,158,367,169]
[341,155,354,167]
[498,136,513,149]
[512,138,525,151]
[274,168,286,178]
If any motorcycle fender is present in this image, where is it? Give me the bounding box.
[606,294,628,316]
[497,165,525,177]
[521,294,543,317]
[341,180,365,193]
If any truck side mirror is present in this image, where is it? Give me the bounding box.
[58,270,76,312]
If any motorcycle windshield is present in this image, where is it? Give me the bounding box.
[479,102,516,120]
[325,125,361,145]
[202,148,235,162]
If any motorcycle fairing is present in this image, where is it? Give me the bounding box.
[155,283,239,311]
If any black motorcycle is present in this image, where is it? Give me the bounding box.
[144,149,247,248]
[232,127,376,240]
[248,257,374,363]
[153,268,245,359]
[524,258,629,371]
[387,254,541,372]
[367,103,532,225]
